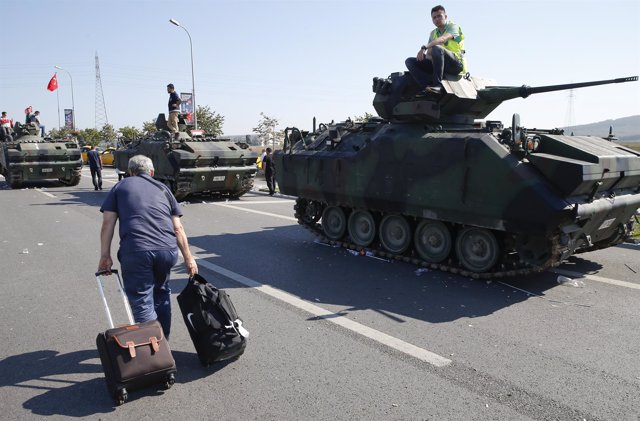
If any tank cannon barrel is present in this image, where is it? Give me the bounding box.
[477,76,638,103]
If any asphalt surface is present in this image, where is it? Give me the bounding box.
[1,167,639,420]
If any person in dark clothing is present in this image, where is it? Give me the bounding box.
[98,155,198,338]
[87,145,103,190]
[263,147,276,196]
[29,111,46,137]
[166,83,182,137]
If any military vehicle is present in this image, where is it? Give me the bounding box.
[114,114,257,200]
[274,73,640,278]
[0,122,82,188]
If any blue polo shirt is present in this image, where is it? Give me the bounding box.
[100,174,182,254]
[87,149,102,171]
[168,91,181,113]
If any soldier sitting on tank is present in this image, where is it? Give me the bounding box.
[405,5,466,96]
[0,111,14,141]
[29,111,45,137]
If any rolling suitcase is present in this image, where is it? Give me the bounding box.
[177,274,249,366]
[94,270,177,405]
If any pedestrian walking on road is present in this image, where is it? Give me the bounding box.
[87,145,103,190]
[263,147,276,196]
[97,155,198,338]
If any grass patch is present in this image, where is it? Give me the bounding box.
[620,142,640,153]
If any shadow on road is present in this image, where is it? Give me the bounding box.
[1,348,237,416]
[187,226,579,325]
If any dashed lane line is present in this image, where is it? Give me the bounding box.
[212,202,298,222]
[196,258,452,368]
[35,189,56,198]
[224,200,296,205]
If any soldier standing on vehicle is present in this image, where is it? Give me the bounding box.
[167,84,182,138]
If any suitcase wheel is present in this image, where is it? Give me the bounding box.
[164,373,176,390]
[115,388,128,405]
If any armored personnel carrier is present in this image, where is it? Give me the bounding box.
[0,122,82,188]
[274,73,640,278]
[114,114,257,200]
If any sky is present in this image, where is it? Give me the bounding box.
[1,0,639,136]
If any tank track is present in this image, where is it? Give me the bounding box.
[294,198,563,279]
[230,177,255,198]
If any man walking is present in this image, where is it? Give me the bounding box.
[87,145,103,191]
[167,83,182,137]
[405,5,466,95]
[97,155,198,338]
[263,147,276,196]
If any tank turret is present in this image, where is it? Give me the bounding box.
[372,73,638,125]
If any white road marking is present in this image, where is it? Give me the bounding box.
[35,189,56,198]
[550,268,640,290]
[195,259,452,367]
[212,203,298,222]
[228,200,296,205]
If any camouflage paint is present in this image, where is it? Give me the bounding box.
[114,114,257,200]
[0,123,82,188]
[274,73,640,273]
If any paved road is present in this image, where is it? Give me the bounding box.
[1,167,639,420]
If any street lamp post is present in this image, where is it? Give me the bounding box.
[169,18,197,130]
[54,66,75,130]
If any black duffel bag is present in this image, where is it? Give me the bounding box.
[177,274,248,366]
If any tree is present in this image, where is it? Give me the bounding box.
[253,112,283,148]
[142,119,157,135]
[80,128,101,146]
[353,112,375,123]
[49,127,79,139]
[196,105,224,137]
[119,126,142,141]
[99,124,117,146]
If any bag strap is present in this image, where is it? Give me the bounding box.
[189,274,237,327]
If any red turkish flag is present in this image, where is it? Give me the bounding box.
[47,73,58,92]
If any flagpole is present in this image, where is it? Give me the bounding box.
[56,87,61,130]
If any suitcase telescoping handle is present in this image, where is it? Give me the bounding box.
[95,269,135,329]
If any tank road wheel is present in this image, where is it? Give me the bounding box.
[414,220,452,263]
[7,173,20,189]
[321,206,347,240]
[295,199,323,224]
[67,175,81,186]
[348,210,376,247]
[379,215,412,254]
[455,227,500,273]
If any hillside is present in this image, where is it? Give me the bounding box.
[563,115,640,142]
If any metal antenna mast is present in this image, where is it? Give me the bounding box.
[564,88,576,132]
[95,52,109,129]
